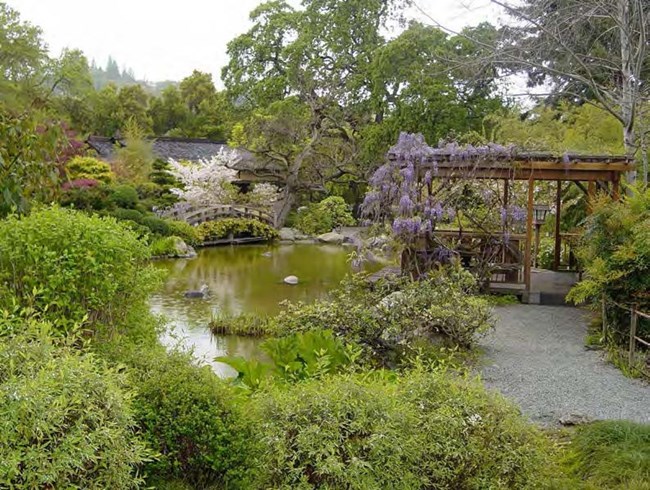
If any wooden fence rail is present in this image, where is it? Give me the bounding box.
[602,296,650,372]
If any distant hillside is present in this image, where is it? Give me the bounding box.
[90,56,177,95]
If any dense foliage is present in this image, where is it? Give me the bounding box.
[295,196,356,235]
[568,190,650,344]
[251,369,550,489]
[197,218,279,242]
[65,155,114,184]
[219,330,357,390]
[115,346,257,488]
[271,265,492,363]
[0,207,160,334]
[0,326,149,488]
[561,421,650,489]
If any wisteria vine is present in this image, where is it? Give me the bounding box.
[361,133,527,248]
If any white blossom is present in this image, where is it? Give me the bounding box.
[167,148,240,207]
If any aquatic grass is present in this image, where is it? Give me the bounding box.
[209,312,278,337]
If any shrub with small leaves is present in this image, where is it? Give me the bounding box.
[111,184,140,209]
[65,155,114,184]
[0,207,160,334]
[295,196,356,235]
[0,326,150,489]
[251,368,550,489]
[197,218,278,242]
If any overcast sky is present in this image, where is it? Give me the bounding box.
[7,0,501,85]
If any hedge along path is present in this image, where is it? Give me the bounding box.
[480,305,650,427]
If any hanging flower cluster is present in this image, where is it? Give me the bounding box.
[361,133,521,246]
[361,133,455,243]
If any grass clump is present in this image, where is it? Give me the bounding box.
[552,421,650,489]
[209,312,277,337]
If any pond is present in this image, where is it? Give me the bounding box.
[150,243,360,376]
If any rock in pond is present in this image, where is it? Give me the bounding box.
[185,284,209,298]
[279,227,296,242]
[169,237,197,259]
[317,231,344,245]
[284,275,299,285]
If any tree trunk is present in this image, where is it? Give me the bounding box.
[619,0,637,186]
[274,183,295,227]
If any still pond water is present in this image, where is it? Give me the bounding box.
[150,243,357,376]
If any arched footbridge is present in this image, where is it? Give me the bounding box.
[161,204,274,226]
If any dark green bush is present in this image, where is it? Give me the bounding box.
[119,346,258,488]
[251,369,550,489]
[197,218,279,242]
[0,207,160,334]
[60,183,112,211]
[0,326,149,488]
[111,184,140,209]
[112,207,146,223]
[141,215,171,235]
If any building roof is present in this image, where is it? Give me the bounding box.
[86,135,231,162]
[86,135,286,181]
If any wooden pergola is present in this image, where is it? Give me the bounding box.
[389,150,634,298]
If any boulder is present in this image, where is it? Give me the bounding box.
[378,291,405,310]
[170,237,197,259]
[317,231,344,245]
[284,275,299,285]
[279,227,296,242]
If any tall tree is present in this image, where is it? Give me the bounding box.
[223,0,411,223]
[451,0,650,181]
[0,2,47,108]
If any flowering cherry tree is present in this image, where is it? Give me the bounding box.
[167,148,240,207]
[166,148,281,214]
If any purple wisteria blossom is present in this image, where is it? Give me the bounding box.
[510,205,526,222]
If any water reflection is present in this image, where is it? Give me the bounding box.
[150,243,357,376]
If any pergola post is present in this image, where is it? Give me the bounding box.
[524,177,535,291]
[587,181,596,213]
[612,175,621,201]
[553,181,562,271]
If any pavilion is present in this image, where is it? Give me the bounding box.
[387,149,634,303]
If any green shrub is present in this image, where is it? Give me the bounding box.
[60,183,112,211]
[0,326,149,488]
[562,421,650,489]
[66,155,114,184]
[150,236,180,257]
[219,330,358,390]
[0,207,160,334]
[295,196,356,235]
[119,346,258,488]
[197,218,279,242]
[568,189,650,345]
[271,265,492,363]
[111,184,140,209]
[112,207,146,223]
[141,215,171,236]
[251,369,549,489]
[167,219,201,247]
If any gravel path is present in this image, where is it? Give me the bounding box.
[480,305,650,426]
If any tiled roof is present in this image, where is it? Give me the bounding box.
[86,136,230,162]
